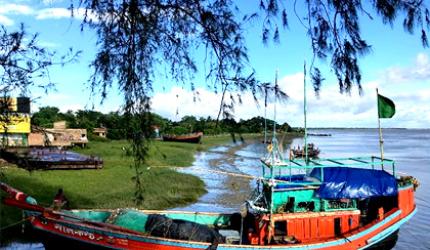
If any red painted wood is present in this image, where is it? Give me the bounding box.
[1,182,417,249]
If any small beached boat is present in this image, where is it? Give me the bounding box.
[1,137,417,249]
[291,143,320,158]
[162,132,203,143]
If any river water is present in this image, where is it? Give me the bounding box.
[2,129,430,249]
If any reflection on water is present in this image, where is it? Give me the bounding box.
[2,129,430,249]
[2,242,44,249]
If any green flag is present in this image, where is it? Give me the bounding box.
[378,94,395,118]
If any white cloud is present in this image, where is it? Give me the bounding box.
[32,89,124,114]
[36,8,70,19]
[0,3,94,23]
[71,8,99,22]
[0,15,14,26]
[0,4,33,15]
[32,71,428,128]
[151,87,222,121]
[0,3,33,27]
[42,0,64,5]
[383,52,430,83]
[149,71,429,129]
[36,7,98,22]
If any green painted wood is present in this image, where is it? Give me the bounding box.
[66,210,111,222]
[112,209,149,232]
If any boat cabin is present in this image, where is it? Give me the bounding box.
[243,150,413,245]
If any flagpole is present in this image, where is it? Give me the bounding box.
[376,88,384,170]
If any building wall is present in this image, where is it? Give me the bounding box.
[0,133,28,147]
[45,129,88,147]
[28,133,45,146]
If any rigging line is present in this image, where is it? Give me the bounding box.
[0,217,30,231]
[166,166,316,186]
[172,167,257,180]
[155,165,255,178]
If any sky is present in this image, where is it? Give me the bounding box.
[0,0,429,128]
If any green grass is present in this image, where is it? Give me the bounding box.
[0,133,261,228]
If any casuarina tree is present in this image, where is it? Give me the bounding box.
[72,0,429,204]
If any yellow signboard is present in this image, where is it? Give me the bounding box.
[0,114,31,133]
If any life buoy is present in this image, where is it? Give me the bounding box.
[267,144,273,152]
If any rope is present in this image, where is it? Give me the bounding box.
[166,166,314,186]
[0,217,30,231]
[169,166,261,181]
[203,169,257,180]
[151,165,258,179]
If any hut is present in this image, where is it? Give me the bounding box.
[93,127,107,138]
[28,122,88,148]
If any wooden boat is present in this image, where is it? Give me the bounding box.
[1,138,418,249]
[162,132,203,143]
[291,143,320,158]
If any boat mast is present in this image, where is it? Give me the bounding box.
[273,70,278,141]
[268,70,278,244]
[264,83,268,145]
[304,62,309,163]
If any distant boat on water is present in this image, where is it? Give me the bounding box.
[291,143,320,158]
[308,133,331,137]
[162,132,203,143]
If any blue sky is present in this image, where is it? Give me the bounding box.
[0,0,429,128]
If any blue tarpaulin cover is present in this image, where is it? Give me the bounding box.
[311,167,398,199]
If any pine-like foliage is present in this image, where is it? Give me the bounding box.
[75,0,429,204]
[258,0,430,93]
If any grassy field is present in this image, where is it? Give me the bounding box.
[0,134,261,228]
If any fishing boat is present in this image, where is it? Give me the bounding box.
[162,132,203,143]
[0,137,418,249]
[291,143,320,158]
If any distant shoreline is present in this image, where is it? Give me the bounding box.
[305,127,428,130]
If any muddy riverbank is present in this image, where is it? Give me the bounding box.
[175,134,297,212]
